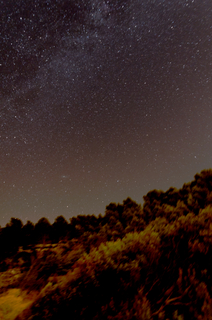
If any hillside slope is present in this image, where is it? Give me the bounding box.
[0,169,212,320]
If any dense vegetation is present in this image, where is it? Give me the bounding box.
[1,169,212,319]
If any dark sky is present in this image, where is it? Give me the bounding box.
[1,0,212,226]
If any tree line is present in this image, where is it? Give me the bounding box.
[0,197,145,261]
[1,169,212,260]
[12,168,212,320]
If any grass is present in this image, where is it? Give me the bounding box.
[0,288,37,320]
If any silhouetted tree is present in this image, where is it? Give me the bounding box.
[0,218,24,258]
[22,220,35,247]
[6,217,23,230]
[52,215,68,242]
[34,217,52,244]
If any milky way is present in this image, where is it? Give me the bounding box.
[1,0,212,226]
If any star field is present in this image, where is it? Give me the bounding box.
[0,0,212,226]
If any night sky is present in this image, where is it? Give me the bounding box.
[1,0,212,227]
